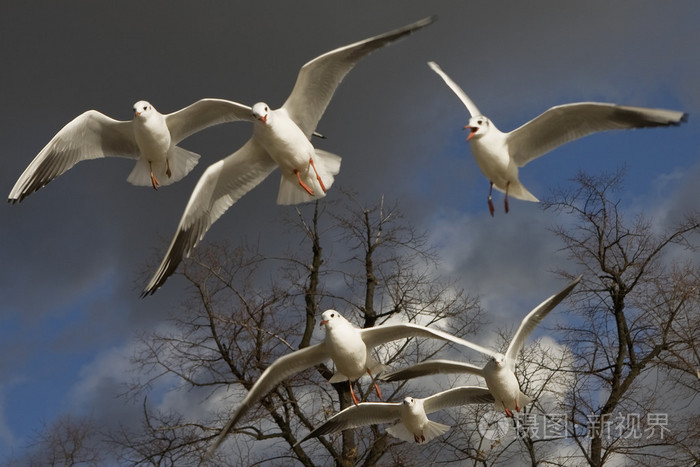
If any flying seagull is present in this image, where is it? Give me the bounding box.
[381,276,581,416]
[8,99,255,202]
[207,308,486,454]
[295,386,494,446]
[427,61,688,216]
[141,16,435,295]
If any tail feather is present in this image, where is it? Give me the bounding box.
[127,146,200,187]
[386,420,450,443]
[276,149,341,205]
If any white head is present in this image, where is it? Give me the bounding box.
[402,396,416,407]
[487,354,505,370]
[252,102,271,124]
[319,309,346,329]
[133,100,154,118]
[464,115,490,141]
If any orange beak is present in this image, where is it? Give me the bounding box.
[258,114,268,124]
[135,111,141,117]
[464,125,478,141]
[319,319,328,328]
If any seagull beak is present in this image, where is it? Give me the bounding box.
[319,319,328,328]
[134,111,141,117]
[464,125,478,141]
[258,114,268,124]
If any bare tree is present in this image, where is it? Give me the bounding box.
[109,193,483,466]
[541,170,700,466]
[6,415,102,467]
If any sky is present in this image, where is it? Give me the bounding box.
[0,0,698,461]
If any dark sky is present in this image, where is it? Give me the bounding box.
[0,1,698,459]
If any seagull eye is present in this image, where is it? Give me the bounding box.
[330,313,335,318]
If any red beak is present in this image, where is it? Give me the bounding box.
[319,319,328,328]
[135,112,141,117]
[464,125,478,141]
[258,114,268,124]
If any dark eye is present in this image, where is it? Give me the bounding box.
[143,106,147,111]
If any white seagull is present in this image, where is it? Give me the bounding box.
[8,99,255,202]
[141,17,435,296]
[427,61,688,216]
[381,276,581,417]
[208,308,487,454]
[295,386,494,446]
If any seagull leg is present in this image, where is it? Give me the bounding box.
[349,381,360,406]
[504,407,513,418]
[504,181,510,214]
[515,399,521,413]
[295,169,314,196]
[488,182,495,217]
[366,369,382,400]
[149,162,159,191]
[309,158,327,193]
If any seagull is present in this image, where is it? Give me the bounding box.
[295,386,494,446]
[427,61,689,216]
[8,99,256,202]
[380,276,581,417]
[141,16,436,296]
[207,308,489,454]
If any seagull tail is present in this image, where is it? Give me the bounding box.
[126,146,200,187]
[495,181,539,202]
[386,420,449,443]
[276,149,341,205]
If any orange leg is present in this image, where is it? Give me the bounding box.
[367,369,382,400]
[349,381,359,406]
[515,399,521,413]
[488,181,495,217]
[149,162,159,191]
[309,158,326,193]
[295,169,314,196]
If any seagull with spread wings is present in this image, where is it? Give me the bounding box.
[295,386,494,446]
[428,61,688,216]
[381,276,581,417]
[142,16,435,295]
[207,308,488,454]
[9,99,256,202]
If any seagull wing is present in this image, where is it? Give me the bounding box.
[360,323,496,359]
[210,342,330,453]
[504,276,581,370]
[142,139,277,295]
[165,98,253,144]
[283,16,435,138]
[295,402,401,447]
[423,386,495,414]
[379,359,485,382]
[427,61,481,117]
[507,102,688,167]
[9,110,137,203]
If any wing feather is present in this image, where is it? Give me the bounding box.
[423,386,494,414]
[142,139,277,295]
[507,103,687,166]
[165,98,253,143]
[379,359,485,382]
[283,16,435,137]
[9,110,136,203]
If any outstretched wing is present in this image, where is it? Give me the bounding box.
[360,323,496,359]
[283,16,435,138]
[9,110,137,203]
[423,386,494,414]
[505,276,581,370]
[379,359,485,382]
[427,61,482,117]
[507,102,688,167]
[165,98,253,144]
[294,402,401,447]
[209,343,330,454]
[142,139,277,295]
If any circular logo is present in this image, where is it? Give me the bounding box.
[478,411,511,440]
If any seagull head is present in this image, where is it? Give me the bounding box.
[133,100,153,118]
[488,354,505,369]
[319,309,343,329]
[252,102,271,124]
[464,115,489,141]
[402,397,416,407]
